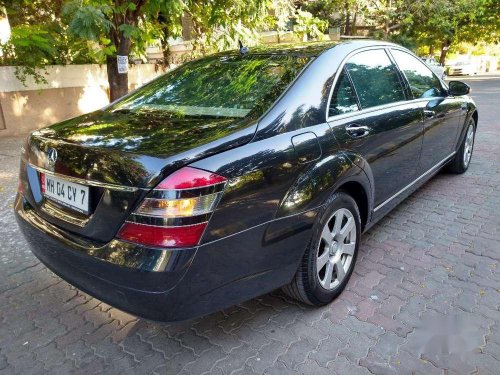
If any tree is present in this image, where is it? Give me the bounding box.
[302,0,356,35]
[63,0,268,101]
[393,0,500,63]
[183,0,267,53]
[3,0,499,96]
[293,9,328,41]
[63,0,184,101]
[0,0,97,85]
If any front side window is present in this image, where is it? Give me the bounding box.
[345,49,406,109]
[329,69,359,117]
[111,55,310,119]
[391,49,445,99]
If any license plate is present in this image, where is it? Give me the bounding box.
[41,173,89,214]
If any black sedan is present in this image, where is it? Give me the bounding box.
[15,41,477,321]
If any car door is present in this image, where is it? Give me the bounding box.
[389,48,463,173]
[327,48,424,208]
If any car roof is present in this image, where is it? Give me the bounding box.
[213,40,400,58]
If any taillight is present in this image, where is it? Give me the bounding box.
[117,167,227,248]
[40,173,45,194]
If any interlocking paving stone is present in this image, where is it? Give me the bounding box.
[1,76,499,374]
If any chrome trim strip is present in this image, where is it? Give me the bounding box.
[124,220,208,229]
[325,45,445,124]
[153,181,227,192]
[373,152,456,212]
[40,200,89,227]
[325,45,398,123]
[327,100,413,123]
[29,164,140,192]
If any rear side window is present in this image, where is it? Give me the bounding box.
[391,49,445,99]
[345,49,405,109]
[329,69,359,117]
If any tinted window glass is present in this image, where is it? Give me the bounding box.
[391,50,444,99]
[112,55,310,119]
[329,69,359,116]
[346,49,405,109]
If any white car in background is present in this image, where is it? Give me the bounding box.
[422,57,447,80]
[446,61,477,76]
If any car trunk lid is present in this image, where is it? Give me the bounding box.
[22,109,255,243]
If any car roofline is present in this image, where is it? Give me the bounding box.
[207,40,400,59]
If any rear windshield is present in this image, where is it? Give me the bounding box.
[111,54,310,119]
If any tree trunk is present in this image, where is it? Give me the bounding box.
[103,0,147,103]
[162,42,171,68]
[160,28,171,68]
[439,39,451,66]
[106,34,132,102]
[351,12,357,36]
[429,45,435,56]
[344,0,350,35]
[106,55,128,102]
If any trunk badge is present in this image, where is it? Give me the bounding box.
[47,148,58,167]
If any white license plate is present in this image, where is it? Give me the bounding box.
[41,173,89,214]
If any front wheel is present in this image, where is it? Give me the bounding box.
[447,117,475,174]
[283,192,361,306]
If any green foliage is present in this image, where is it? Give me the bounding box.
[63,2,113,41]
[61,1,187,62]
[262,0,294,32]
[184,0,267,54]
[0,0,102,85]
[303,0,345,27]
[300,0,499,62]
[0,25,56,84]
[1,0,499,91]
[293,9,328,41]
[394,0,500,62]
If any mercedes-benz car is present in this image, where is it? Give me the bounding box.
[15,41,477,321]
[446,60,477,76]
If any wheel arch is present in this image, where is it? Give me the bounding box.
[472,110,478,128]
[337,180,370,231]
[275,151,373,231]
[454,107,478,151]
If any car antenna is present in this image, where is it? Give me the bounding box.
[239,40,249,56]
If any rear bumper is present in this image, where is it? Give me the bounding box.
[15,194,316,321]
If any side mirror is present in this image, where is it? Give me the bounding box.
[448,81,470,96]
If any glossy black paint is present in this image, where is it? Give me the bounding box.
[420,96,463,172]
[329,101,424,207]
[448,81,471,96]
[15,41,477,321]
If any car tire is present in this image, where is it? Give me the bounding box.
[283,191,361,306]
[447,117,476,174]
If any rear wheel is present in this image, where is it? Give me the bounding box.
[447,118,475,174]
[283,192,361,306]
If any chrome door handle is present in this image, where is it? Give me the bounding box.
[345,124,370,138]
[424,109,435,118]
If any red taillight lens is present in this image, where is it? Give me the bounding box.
[117,222,207,248]
[117,167,227,248]
[156,167,227,189]
[40,173,45,194]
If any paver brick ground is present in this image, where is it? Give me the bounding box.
[0,76,499,374]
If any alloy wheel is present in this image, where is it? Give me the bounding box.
[463,122,474,168]
[317,208,357,290]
